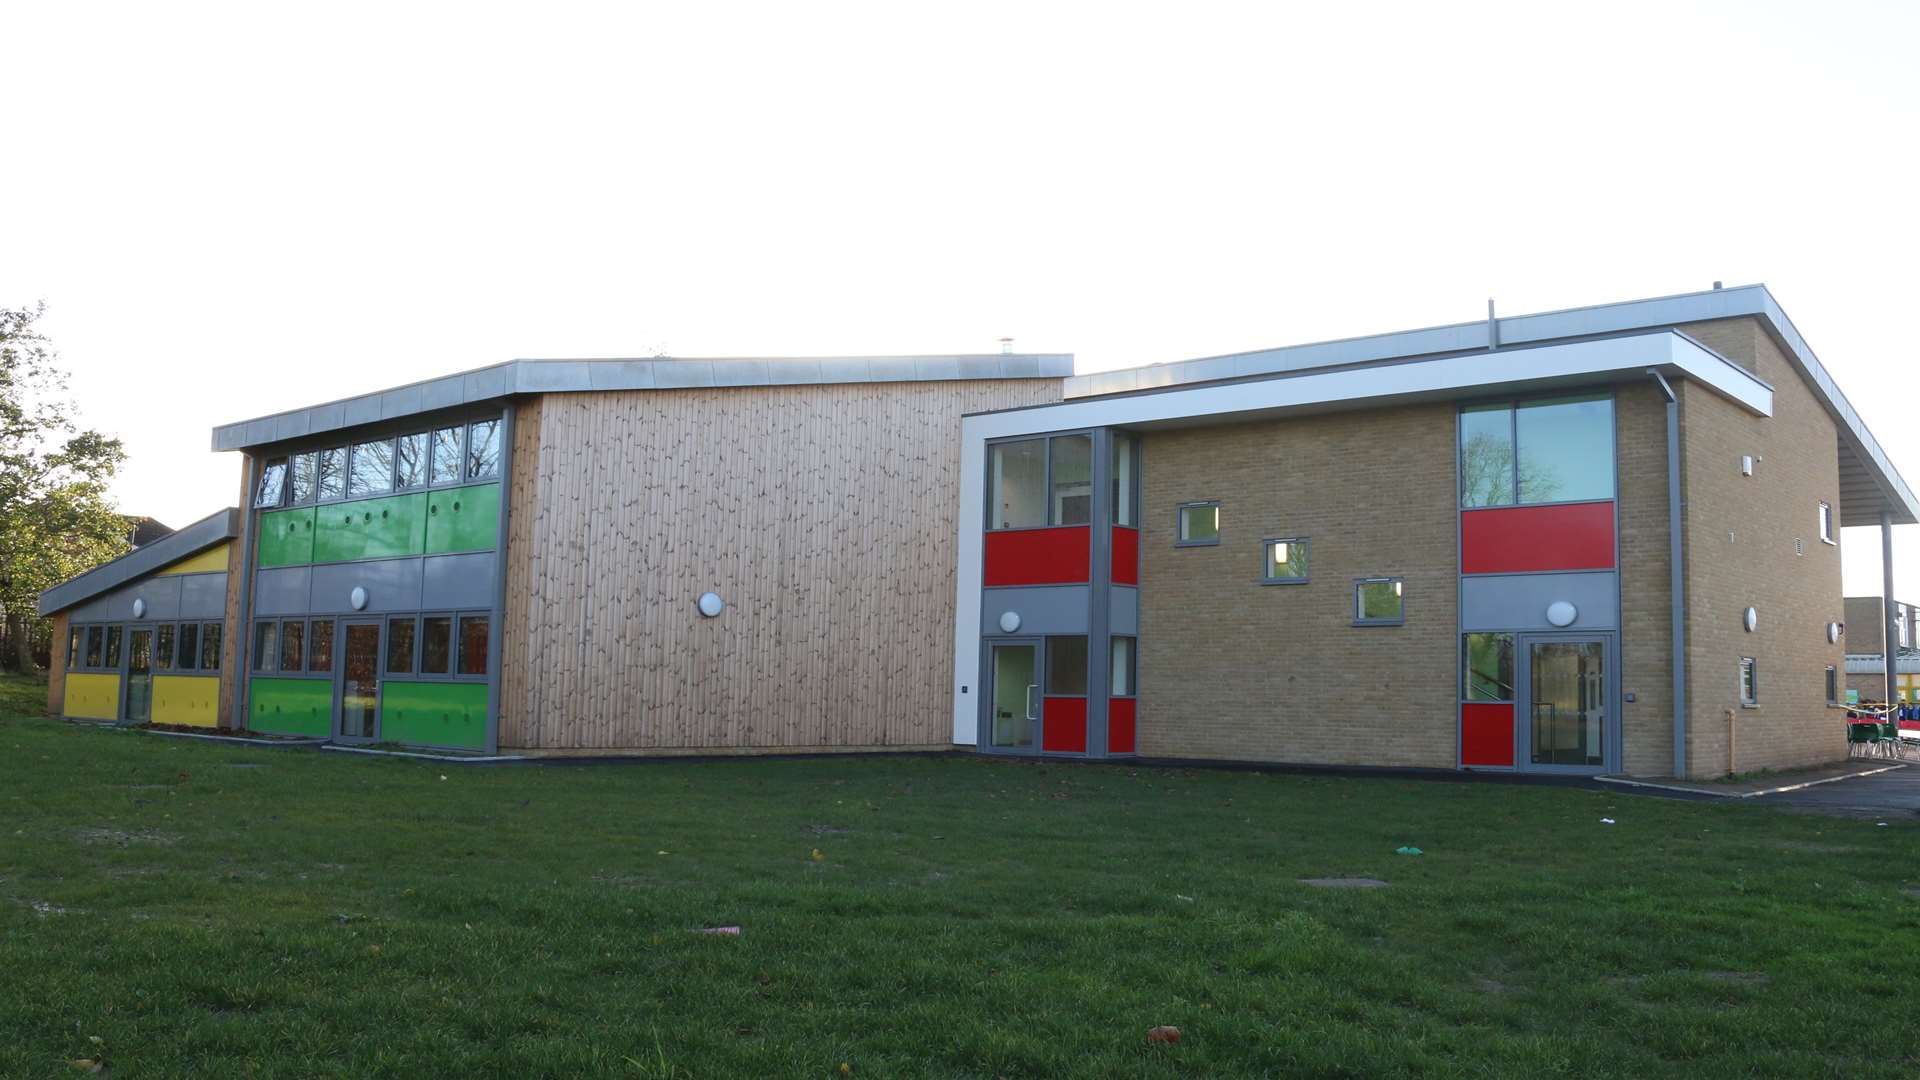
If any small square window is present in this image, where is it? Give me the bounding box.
[1355,578,1404,625]
[1818,502,1835,545]
[1177,502,1220,546]
[1739,657,1758,706]
[1262,538,1310,584]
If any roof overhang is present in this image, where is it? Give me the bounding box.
[211,353,1075,453]
[37,508,240,616]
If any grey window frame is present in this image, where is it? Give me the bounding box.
[66,625,82,670]
[1739,656,1758,706]
[1825,664,1838,705]
[1819,501,1835,545]
[154,624,176,672]
[288,451,318,505]
[1353,577,1406,627]
[1109,634,1137,698]
[1458,392,1617,509]
[306,618,336,675]
[1461,631,1516,702]
[1260,536,1310,584]
[347,437,399,499]
[84,624,104,669]
[386,614,419,675]
[1175,500,1221,547]
[1044,634,1090,698]
[465,419,502,482]
[255,458,289,508]
[984,431,1101,532]
[199,622,223,672]
[104,625,122,669]
[1110,431,1139,528]
[395,431,431,491]
[407,609,492,682]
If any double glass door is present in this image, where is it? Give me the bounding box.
[1518,634,1610,772]
[335,620,383,742]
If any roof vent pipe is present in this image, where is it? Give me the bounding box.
[1486,299,1498,351]
[1712,281,1722,290]
[999,337,1014,355]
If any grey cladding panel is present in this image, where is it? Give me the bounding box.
[983,585,1089,636]
[177,573,229,619]
[309,559,424,615]
[253,567,312,616]
[1109,586,1139,636]
[1461,571,1618,632]
[73,576,184,623]
[422,552,496,610]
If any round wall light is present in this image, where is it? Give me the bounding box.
[1545,600,1578,627]
[350,586,369,611]
[1743,606,1758,633]
[1828,621,1842,644]
[998,611,1022,633]
[131,597,146,619]
[697,592,725,618]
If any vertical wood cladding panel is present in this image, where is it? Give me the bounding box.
[500,379,1061,751]
[220,455,249,727]
[47,612,68,717]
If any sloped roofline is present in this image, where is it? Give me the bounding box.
[37,507,239,616]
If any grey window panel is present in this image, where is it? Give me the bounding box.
[1108,585,1139,636]
[586,361,657,390]
[37,508,239,616]
[981,585,1091,636]
[422,552,497,610]
[1460,571,1619,632]
[177,573,228,620]
[343,395,382,427]
[252,566,313,617]
[72,576,184,623]
[309,559,425,615]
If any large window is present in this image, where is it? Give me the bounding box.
[1262,538,1309,584]
[1463,632,1514,700]
[1111,432,1137,527]
[430,427,463,486]
[989,439,1047,529]
[1046,635,1088,696]
[316,447,347,501]
[1461,394,1615,507]
[290,452,318,504]
[396,432,429,490]
[1050,434,1092,526]
[1355,578,1404,626]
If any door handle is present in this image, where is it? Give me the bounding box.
[1025,683,1040,721]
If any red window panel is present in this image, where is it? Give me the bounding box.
[984,526,1092,587]
[1461,502,1615,574]
[1111,526,1140,586]
[1107,697,1136,754]
[1042,696,1089,753]
[1460,702,1515,767]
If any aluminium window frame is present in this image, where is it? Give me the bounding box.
[1460,630,1517,703]
[1108,634,1138,699]
[983,429,1099,532]
[1819,501,1836,545]
[247,413,502,512]
[1739,656,1758,707]
[403,609,492,682]
[1260,536,1310,585]
[1457,390,1619,510]
[1043,633,1091,699]
[1353,576,1406,627]
[1825,664,1838,705]
[1175,500,1222,548]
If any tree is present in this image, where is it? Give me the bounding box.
[0,304,130,673]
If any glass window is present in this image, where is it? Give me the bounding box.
[1355,578,1404,625]
[1045,635,1088,695]
[309,618,336,668]
[84,626,102,668]
[1463,632,1515,701]
[430,427,463,485]
[1458,405,1515,508]
[467,419,502,480]
[177,624,199,672]
[104,626,121,668]
[457,615,489,676]
[348,439,395,497]
[1515,395,1614,504]
[1740,657,1758,705]
[1826,665,1838,705]
[280,619,305,672]
[253,621,277,673]
[255,458,288,508]
[1111,432,1137,527]
[155,625,176,671]
[396,432,429,489]
[1177,503,1219,545]
[67,625,82,669]
[1819,502,1835,544]
[289,452,317,504]
[1110,636,1137,697]
[1050,434,1092,526]
[316,447,347,501]
[422,616,452,674]
[988,439,1046,530]
[387,616,416,674]
[201,623,222,672]
[1263,538,1309,582]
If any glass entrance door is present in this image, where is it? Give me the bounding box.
[988,641,1040,751]
[335,620,382,742]
[125,628,153,723]
[1519,635,1609,771]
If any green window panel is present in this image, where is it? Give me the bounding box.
[257,507,316,567]
[313,492,428,563]
[426,483,500,555]
[380,680,488,749]
[249,677,332,737]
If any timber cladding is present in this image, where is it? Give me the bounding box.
[499,379,1062,751]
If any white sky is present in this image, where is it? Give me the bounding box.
[4,1,1918,599]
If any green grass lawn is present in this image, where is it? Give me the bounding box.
[3,672,1918,1078]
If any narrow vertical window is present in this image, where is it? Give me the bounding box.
[177,624,199,672]
[280,620,305,672]
[396,432,429,489]
[348,439,396,497]
[289,452,317,504]
[316,447,347,501]
[104,627,121,668]
[1355,578,1405,625]
[387,617,417,674]
[1739,657,1758,705]
[988,440,1046,529]
[155,625,176,671]
[1110,635,1137,697]
[421,616,452,674]
[307,619,334,673]
[255,458,289,508]
[253,621,277,673]
[85,626,103,668]
[1825,665,1838,705]
[1110,431,1137,527]
[1176,502,1220,546]
[457,615,490,676]
[466,419,502,480]
[1819,502,1835,544]
[1045,635,1089,696]
[201,623,223,672]
[1050,434,1092,525]
[67,625,82,669]
[430,427,463,485]
[1463,633,1515,700]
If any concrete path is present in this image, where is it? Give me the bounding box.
[1764,764,1920,818]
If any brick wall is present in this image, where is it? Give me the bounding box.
[1136,402,1457,767]
[1675,317,1848,777]
[1616,382,1675,776]
[1843,596,1885,657]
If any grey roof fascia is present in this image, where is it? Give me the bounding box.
[212,353,1072,452]
[38,507,240,616]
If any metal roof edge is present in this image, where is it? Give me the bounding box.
[37,507,240,616]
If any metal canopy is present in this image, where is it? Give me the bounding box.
[37,507,240,616]
[211,353,1075,453]
[1063,284,1918,526]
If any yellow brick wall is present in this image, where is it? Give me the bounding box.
[1615,382,1676,776]
[1135,402,1458,766]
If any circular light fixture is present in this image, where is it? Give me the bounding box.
[998,611,1022,633]
[1545,600,1578,628]
[1828,621,1842,644]
[350,586,369,611]
[697,592,725,618]
[131,598,146,619]
[1743,606,1758,633]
